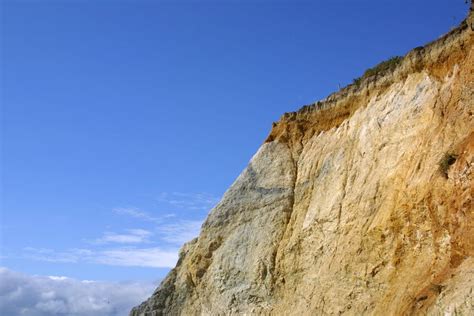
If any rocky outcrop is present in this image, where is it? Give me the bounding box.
[131,5,474,316]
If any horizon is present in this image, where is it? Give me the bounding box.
[1,0,470,315]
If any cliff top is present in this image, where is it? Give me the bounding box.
[266,3,473,151]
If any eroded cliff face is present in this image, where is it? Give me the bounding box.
[132,8,474,316]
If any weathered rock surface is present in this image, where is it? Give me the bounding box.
[132,6,474,316]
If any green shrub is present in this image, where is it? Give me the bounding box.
[352,56,403,87]
[352,77,362,86]
[364,56,403,77]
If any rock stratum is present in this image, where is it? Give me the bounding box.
[132,6,474,316]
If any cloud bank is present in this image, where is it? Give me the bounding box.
[0,267,157,316]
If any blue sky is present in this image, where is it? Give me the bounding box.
[0,0,469,314]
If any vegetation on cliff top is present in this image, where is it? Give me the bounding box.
[353,56,403,86]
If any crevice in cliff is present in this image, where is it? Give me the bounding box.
[269,141,300,296]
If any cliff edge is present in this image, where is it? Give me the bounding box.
[132,4,474,315]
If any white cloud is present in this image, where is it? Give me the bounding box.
[22,246,178,268]
[95,248,178,268]
[0,267,157,316]
[47,276,69,281]
[18,218,199,268]
[15,195,216,270]
[94,229,152,244]
[157,192,220,211]
[112,208,162,223]
[157,220,204,245]
[113,207,176,224]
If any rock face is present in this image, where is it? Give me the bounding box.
[131,8,474,316]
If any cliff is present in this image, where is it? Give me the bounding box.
[132,5,474,316]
